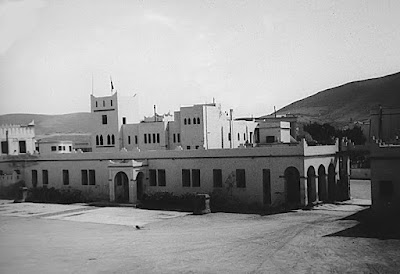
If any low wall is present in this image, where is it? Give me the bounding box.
[350,168,371,180]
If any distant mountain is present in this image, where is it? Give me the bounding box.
[0,113,94,138]
[269,72,400,126]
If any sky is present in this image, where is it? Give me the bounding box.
[1,0,400,118]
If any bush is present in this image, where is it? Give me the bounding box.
[140,192,196,211]
[209,191,262,213]
[25,187,84,204]
[0,180,25,200]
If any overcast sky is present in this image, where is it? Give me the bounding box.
[1,0,399,118]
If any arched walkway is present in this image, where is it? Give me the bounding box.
[318,165,327,202]
[328,163,336,201]
[285,167,301,205]
[114,171,129,203]
[307,166,317,205]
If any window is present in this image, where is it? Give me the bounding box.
[42,170,48,185]
[144,134,147,144]
[62,146,66,151]
[128,136,131,144]
[266,136,275,143]
[380,181,393,197]
[111,100,113,106]
[158,169,166,186]
[238,133,240,141]
[188,118,191,125]
[135,135,138,144]
[89,170,96,185]
[81,170,88,185]
[107,135,111,145]
[182,169,190,187]
[112,135,115,145]
[228,133,231,141]
[103,100,105,107]
[244,133,246,140]
[192,169,200,187]
[19,141,26,153]
[102,115,107,124]
[63,170,69,185]
[250,132,253,143]
[32,170,38,188]
[122,117,126,124]
[195,145,199,149]
[51,146,57,151]
[153,133,156,143]
[187,146,191,150]
[149,169,157,186]
[184,118,187,125]
[236,169,246,188]
[157,133,160,144]
[213,169,222,188]
[58,146,62,151]
[197,118,200,124]
[177,134,181,143]
[173,134,176,143]
[148,134,151,144]
[96,101,98,107]
[69,146,72,152]
[193,118,196,124]
[100,135,103,145]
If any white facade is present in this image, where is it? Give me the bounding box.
[37,141,74,154]
[0,124,36,156]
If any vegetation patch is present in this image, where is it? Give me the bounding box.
[25,187,85,204]
[0,180,26,200]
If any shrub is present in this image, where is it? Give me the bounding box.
[140,192,196,211]
[0,180,25,200]
[25,187,84,204]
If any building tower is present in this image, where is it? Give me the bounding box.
[90,92,138,153]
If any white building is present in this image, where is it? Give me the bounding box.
[0,123,36,156]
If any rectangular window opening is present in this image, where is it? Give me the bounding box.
[213,169,222,188]
[158,169,166,186]
[149,169,157,186]
[81,170,88,185]
[63,170,69,185]
[236,169,246,188]
[42,170,48,185]
[182,169,191,187]
[192,169,200,187]
[89,170,96,185]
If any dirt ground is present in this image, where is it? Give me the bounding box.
[0,181,399,274]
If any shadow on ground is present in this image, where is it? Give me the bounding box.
[325,208,400,240]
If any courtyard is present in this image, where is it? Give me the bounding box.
[0,180,399,273]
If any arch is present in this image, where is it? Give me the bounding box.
[307,166,317,205]
[193,118,196,124]
[96,135,99,146]
[197,117,200,124]
[114,171,129,203]
[318,165,327,202]
[107,135,111,145]
[184,118,187,125]
[112,134,115,145]
[285,167,301,205]
[100,135,103,145]
[136,172,144,201]
[328,163,336,201]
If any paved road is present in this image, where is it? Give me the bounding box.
[0,200,399,273]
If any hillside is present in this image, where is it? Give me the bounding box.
[272,72,400,126]
[0,112,95,138]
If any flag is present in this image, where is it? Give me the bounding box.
[110,76,114,92]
